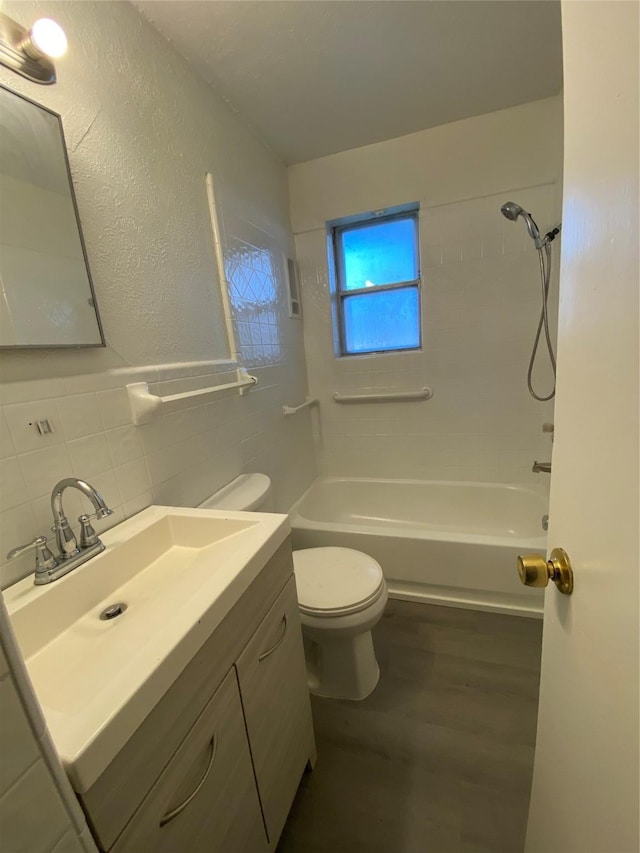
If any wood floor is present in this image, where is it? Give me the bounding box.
[277,599,543,853]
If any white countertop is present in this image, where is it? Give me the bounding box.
[4,506,290,792]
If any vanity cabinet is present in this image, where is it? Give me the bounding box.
[237,576,312,844]
[111,669,267,853]
[79,541,315,853]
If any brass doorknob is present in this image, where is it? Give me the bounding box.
[517,548,574,595]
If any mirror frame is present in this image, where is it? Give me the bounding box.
[0,84,105,349]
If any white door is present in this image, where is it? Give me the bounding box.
[525,3,639,852]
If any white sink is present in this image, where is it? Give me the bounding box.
[3,505,289,792]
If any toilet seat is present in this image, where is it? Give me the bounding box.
[293,547,385,618]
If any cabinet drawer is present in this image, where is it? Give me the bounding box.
[112,669,268,853]
[236,576,315,847]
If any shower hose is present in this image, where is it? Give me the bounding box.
[528,242,557,402]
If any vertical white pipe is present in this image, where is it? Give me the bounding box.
[205,171,239,362]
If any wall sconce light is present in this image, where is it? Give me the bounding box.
[0,12,67,85]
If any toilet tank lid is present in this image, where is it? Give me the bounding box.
[198,474,272,511]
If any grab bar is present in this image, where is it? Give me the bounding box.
[332,387,433,404]
[283,398,318,416]
[127,368,258,425]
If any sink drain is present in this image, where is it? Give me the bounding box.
[99,602,128,620]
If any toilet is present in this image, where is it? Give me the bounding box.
[199,474,387,700]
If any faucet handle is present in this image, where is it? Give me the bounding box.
[7,535,47,559]
[78,514,99,548]
[79,507,114,521]
[7,536,58,573]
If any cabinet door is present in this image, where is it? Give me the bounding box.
[236,576,315,847]
[112,668,268,853]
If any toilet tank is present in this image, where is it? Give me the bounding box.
[198,474,274,512]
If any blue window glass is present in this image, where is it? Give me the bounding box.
[339,217,418,291]
[342,286,420,354]
[333,209,421,356]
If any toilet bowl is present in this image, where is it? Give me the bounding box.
[294,546,387,700]
[199,475,387,700]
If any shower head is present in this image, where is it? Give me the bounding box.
[500,201,543,249]
[500,201,523,221]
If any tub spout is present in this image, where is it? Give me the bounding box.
[532,461,552,474]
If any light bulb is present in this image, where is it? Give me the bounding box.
[29,18,67,59]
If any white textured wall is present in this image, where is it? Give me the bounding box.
[0,0,316,589]
[289,97,563,485]
[1,0,232,375]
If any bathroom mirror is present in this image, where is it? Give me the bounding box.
[0,84,104,348]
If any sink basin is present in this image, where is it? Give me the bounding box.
[3,505,289,792]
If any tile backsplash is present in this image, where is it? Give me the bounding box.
[1,350,314,590]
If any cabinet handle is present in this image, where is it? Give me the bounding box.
[159,734,217,828]
[258,613,288,662]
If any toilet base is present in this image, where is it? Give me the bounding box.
[303,629,381,701]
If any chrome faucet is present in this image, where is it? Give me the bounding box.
[7,478,114,585]
[532,461,552,474]
[51,478,113,557]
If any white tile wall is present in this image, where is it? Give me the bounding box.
[0,350,315,589]
[0,603,96,853]
[1,763,73,853]
[296,184,559,487]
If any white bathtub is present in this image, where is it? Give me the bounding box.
[289,477,547,617]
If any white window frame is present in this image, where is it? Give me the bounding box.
[331,208,421,357]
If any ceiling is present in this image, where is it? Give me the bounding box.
[134,0,563,165]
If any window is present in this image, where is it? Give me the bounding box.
[332,208,421,356]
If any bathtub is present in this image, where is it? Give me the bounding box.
[289,477,547,617]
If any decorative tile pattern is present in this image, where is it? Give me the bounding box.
[226,232,284,367]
